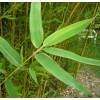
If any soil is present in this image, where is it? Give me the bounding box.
[60,66,100,98]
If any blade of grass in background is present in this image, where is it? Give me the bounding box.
[0,37,22,67]
[44,47,100,67]
[43,18,92,47]
[30,2,43,48]
[35,53,92,97]
[29,66,38,84]
[5,79,19,98]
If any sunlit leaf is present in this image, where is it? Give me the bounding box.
[35,52,92,96]
[5,79,19,98]
[0,37,22,66]
[44,47,100,66]
[43,18,92,47]
[30,2,43,48]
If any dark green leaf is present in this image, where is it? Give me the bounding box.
[35,52,92,96]
[5,79,19,98]
[0,37,22,66]
[30,2,43,48]
[44,47,100,66]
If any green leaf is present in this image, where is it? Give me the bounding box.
[0,63,5,74]
[30,2,43,48]
[0,63,2,69]
[29,66,38,84]
[29,61,48,79]
[0,69,5,74]
[5,79,19,98]
[30,61,47,73]
[43,18,92,47]
[0,37,22,66]
[35,52,92,96]
[44,47,100,67]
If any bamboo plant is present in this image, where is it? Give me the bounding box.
[0,2,100,97]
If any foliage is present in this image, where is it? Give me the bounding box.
[5,79,19,97]
[0,2,100,98]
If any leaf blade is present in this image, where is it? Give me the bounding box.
[30,2,43,48]
[43,18,92,47]
[29,66,38,84]
[44,47,100,66]
[0,37,21,66]
[35,52,92,96]
[5,79,19,98]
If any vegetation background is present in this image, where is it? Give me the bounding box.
[0,2,100,97]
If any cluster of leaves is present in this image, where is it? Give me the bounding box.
[0,2,100,97]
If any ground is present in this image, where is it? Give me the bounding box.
[60,66,100,98]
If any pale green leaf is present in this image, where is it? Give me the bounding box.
[29,66,38,84]
[0,37,22,66]
[5,79,19,98]
[43,18,92,47]
[35,53,92,96]
[30,2,43,48]
[44,47,100,66]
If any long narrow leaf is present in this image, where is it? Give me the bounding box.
[43,18,92,47]
[44,47,100,66]
[5,79,19,98]
[35,53,92,96]
[30,2,43,48]
[29,66,38,84]
[0,37,21,66]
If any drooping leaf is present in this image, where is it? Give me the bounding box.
[29,66,38,84]
[44,47,100,67]
[35,53,92,96]
[43,18,92,47]
[5,79,19,98]
[30,2,43,48]
[0,37,22,67]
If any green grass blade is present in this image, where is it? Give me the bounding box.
[29,66,38,84]
[0,37,21,67]
[35,52,92,97]
[5,79,19,98]
[44,47,100,66]
[30,2,43,48]
[0,63,5,74]
[43,18,92,47]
